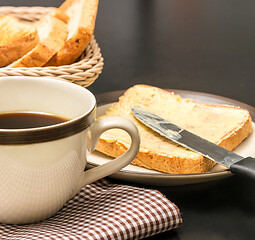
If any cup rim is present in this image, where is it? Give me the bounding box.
[0,77,96,145]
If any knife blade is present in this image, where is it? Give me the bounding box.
[131,105,255,179]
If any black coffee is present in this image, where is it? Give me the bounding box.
[0,112,68,129]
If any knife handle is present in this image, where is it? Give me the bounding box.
[230,157,255,180]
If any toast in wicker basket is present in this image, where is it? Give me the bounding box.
[0,15,39,67]
[96,85,253,174]
[45,0,99,66]
[9,9,68,68]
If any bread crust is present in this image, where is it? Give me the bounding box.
[9,10,68,68]
[96,84,253,174]
[44,0,99,66]
[0,15,39,67]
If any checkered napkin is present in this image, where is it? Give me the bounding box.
[0,179,182,240]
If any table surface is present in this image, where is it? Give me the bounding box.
[1,0,255,239]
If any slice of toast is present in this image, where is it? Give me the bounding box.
[9,9,68,68]
[44,0,99,66]
[0,15,39,67]
[96,85,253,174]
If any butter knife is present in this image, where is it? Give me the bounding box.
[131,106,255,179]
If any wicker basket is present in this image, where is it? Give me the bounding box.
[0,6,104,87]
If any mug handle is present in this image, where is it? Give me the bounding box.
[76,116,140,192]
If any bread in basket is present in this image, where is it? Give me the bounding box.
[0,0,103,87]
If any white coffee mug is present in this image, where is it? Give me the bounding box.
[0,76,140,224]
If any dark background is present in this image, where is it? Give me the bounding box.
[1,0,254,106]
[1,1,255,239]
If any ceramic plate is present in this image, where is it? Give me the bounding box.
[87,90,255,186]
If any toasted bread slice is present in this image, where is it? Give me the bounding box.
[44,0,99,66]
[9,9,68,68]
[96,85,253,174]
[49,7,69,24]
[0,15,39,67]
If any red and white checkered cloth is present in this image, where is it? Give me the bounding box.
[0,179,182,240]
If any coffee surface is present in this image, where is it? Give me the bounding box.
[0,112,68,129]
